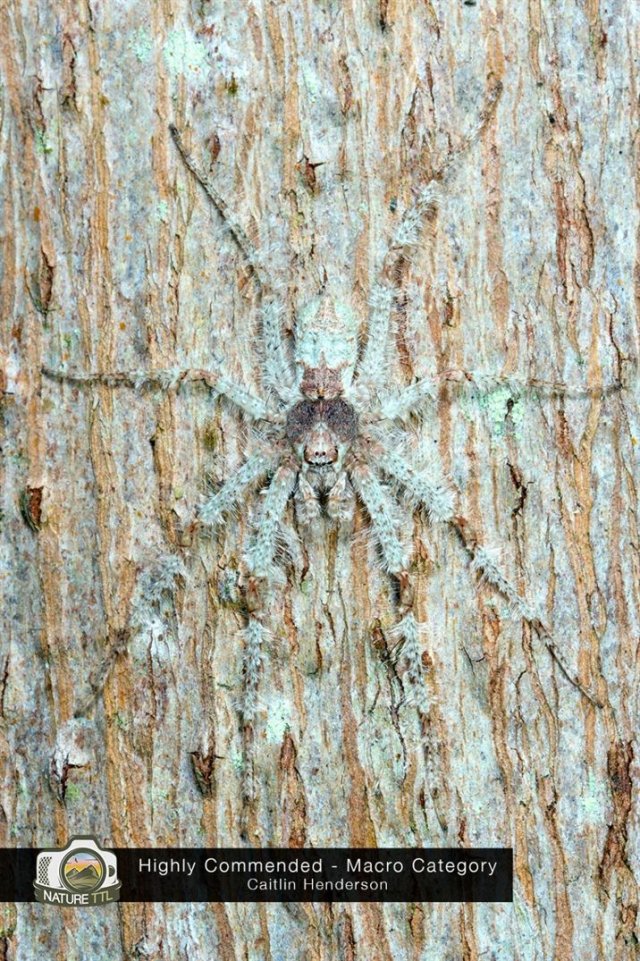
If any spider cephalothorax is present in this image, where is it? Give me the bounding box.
[286,386,358,491]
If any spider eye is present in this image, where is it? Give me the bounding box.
[285,401,319,443]
[322,399,358,442]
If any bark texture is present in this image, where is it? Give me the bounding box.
[1,1,639,959]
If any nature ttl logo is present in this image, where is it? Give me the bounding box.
[34,836,121,906]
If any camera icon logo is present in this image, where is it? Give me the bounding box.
[34,836,121,906]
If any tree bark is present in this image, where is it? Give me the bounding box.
[1,1,639,959]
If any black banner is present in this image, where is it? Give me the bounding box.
[4,847,512,903]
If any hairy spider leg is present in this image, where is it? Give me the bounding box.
[239,463,298,804]
[261,300,297,403]
[170,124,296,406]
[355,81,503,398]
[214,371,274,421]
[170,123,269,292]
[240,618,267,729]
[437,368,630,399]
[355,282,396,389]
[238,615,269,809]
[244,462,299,580]
[370,368,628,423]
[375,446,602,706]
[375,444,538,615]
[41,366,197,389]
[452,514,602,707]
[41,365,276,422]
[200,451,280,527]
[385,80,503,257]
[376,447,455,523]
[349,461,411,574]
[349,461,429,707]
[374,377,438,422]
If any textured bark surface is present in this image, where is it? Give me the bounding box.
[1,1,639,959]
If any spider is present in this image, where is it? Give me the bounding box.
[44,80,612,732]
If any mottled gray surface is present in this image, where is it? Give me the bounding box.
[1,1,639,958]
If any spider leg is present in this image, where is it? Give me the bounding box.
[354,283,395,391]
[451,516,602,707]
[240,617,267,727]
[383,80,502,260]
[349,461,429,707]
[375,444,602,707]
[375,446,455,522]
[349,461,410,574]
[373,376,439,422]
[42,365,278,423]
[437,368,629,400]
[386,608,429,712]
[170,125,298,406]
[261,300,297,403]
[370,365,628,425]
[214,371,275,422]
[239,462,297,805]
[375,440,542,618]
[354,82,502,401]
[41,365,193,389]
[200,451,280,528]
[170,123,269,293]
[244,462,298,581]
[238,616,269,808]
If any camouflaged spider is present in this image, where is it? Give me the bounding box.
[44,82,610,718]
